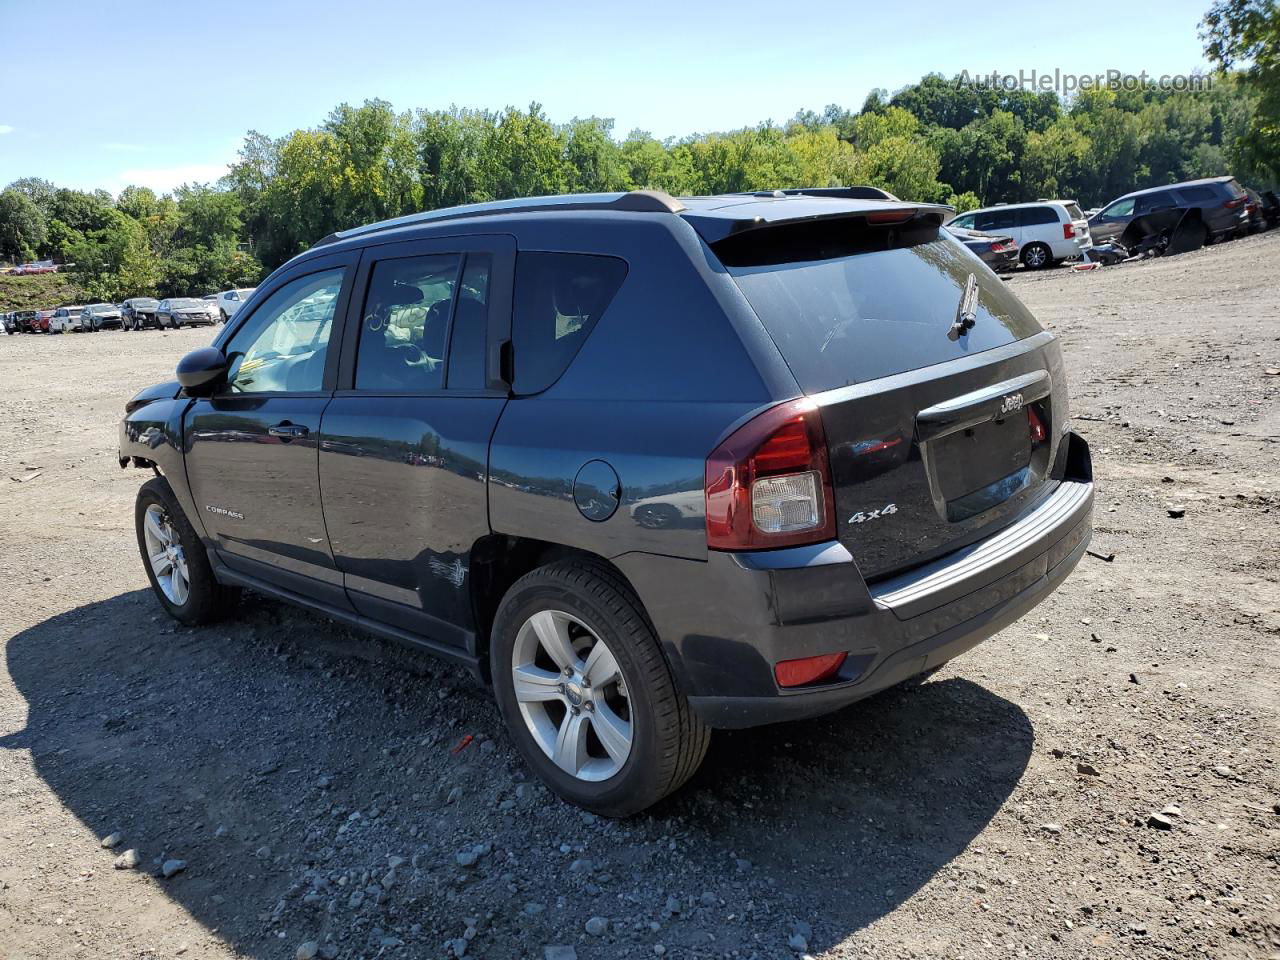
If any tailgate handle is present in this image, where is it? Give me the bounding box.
[915,370,1051,443]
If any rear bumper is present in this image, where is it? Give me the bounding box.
[616,434,1093,729]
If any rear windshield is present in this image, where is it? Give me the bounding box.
[719,219,1043,391]
[1064,203,1084,220]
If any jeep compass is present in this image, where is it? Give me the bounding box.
[119,189,1094,816]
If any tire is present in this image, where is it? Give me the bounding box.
[170,316,181,329]
[1021,242,1052,270]
[135,476,240,626]
[220,310,229,324]
[490,558,709,817]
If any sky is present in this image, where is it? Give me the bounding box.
[0,0,1216,197]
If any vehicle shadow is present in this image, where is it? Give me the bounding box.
[3,592,1032,958]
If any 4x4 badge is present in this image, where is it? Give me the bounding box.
[848,503,898,524]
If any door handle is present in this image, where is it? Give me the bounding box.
[268,422,309,439]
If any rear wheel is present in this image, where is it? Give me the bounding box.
[135,477,240,626]
[490,559,709,817]
[1021,242,1051,270]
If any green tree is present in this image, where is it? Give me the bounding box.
[0,189,48,262]
[1202,0,1280,180]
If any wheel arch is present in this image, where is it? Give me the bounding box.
[467,535,683,690]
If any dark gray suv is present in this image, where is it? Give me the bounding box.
[1089,176,1250,244]
[118,189,1094,815]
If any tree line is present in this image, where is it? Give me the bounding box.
[0,0,1275,298]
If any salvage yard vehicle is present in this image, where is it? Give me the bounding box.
[13,310,39,333]
[946,200,1091,269]
[83,302,123,330]
[1088,176,1250,245]
[119,189,1094,816]
[49,305,88,333]
[121,297,161,330]
[215,287,256,323]
[156,297,220,328]
[945,224,1019,273]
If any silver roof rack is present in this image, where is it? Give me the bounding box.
[313,190,685,248]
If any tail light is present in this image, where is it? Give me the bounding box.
[1028,406,1047,444]
[705,399,836,550]
[992,240,1012,252]
[1224,197,1246,209]
[1063,223,1076,239]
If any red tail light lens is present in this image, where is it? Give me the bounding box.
[1063,223,1076,239]
[1224,197,1246,209]
[1028,406,1047,444]
[775,652,847,687]
[705,399,837,550]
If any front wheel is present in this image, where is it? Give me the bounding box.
[135,477,240,625]
[490,559,709,817]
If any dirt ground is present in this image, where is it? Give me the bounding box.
[1,234,1277,960]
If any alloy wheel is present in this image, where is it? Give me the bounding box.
[142,503,190,605]
[511,609,633,782]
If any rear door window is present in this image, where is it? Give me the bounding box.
[720,219,1043,392]
[974,209,1017,232]
[355,255,460,392]
[511,253,627,394]
[1135,191,1177,215]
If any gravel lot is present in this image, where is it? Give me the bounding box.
[1,235,1277,960]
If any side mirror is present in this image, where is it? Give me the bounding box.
[176,347,228,395]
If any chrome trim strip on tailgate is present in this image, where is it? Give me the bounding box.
[871,480,1093,620]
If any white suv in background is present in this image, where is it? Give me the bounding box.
[947,200,1092,269]
[214,287,256,323]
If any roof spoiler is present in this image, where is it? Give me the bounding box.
[734,186,901,202]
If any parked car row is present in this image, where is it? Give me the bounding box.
[2,288,255,335]
[945,175,1274,272]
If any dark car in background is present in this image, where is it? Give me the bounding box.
[119,189,1093,816]
[946,224,1019,272]
[156,297,220,328]
[1089,176,1250,245]
[14,310,39,333]
[122,297,161,330]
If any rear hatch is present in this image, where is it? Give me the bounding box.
[716,212,1066,580]
[1063,201,1092,249]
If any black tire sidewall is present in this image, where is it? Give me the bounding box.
[490,573,667,814]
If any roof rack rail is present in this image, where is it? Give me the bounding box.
[312,190,685,248]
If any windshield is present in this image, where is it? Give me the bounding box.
[170,299,203,308]
[89,303,115,312]
[724,230,1042,391]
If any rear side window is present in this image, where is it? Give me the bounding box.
[1177,185,1216,203]
[1017,206,1060,226]
[511,253,627,394]
[719,219,1043,391]
[447,254,492,390]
